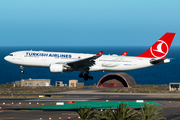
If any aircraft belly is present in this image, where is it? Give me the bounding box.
[21,61,49,67]
[95,61,153,72]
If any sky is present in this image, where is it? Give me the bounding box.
[0,0,180,46]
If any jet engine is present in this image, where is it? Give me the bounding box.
[49,64,73,72]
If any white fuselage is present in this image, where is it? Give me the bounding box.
[4,50,161,72]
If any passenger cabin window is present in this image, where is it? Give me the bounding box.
[9,54,13,56]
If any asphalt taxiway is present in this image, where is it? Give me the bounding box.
[0,88,180,120]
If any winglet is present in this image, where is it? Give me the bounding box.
[121,51,128,56]
[96,51,103,56]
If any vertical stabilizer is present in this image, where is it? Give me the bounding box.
[136,32,176,58]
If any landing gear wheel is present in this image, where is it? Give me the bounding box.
[79,73,84,78]
[89,76,93,80]
[21,70,24,73]
[84,77,88,81]
[84,74,89,81]
[20,66,24,74]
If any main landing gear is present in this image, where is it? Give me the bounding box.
[79,72,93,81]
[20,66,24,73]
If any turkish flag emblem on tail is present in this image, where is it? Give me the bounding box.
[137,32,176,58]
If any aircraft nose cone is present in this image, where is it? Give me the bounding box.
[4,56,9,61]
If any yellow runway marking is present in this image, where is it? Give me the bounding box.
[62,113,78,115]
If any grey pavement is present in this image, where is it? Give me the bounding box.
[0,89,180,120]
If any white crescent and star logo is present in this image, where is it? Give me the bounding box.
[150,40,168,58]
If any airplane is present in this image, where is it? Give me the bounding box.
[4,32,176,81]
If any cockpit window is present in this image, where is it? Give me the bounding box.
[9,54,13,56]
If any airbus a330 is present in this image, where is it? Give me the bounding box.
[4,32,175,81]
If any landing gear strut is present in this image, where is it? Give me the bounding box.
[78,72,93,81]
[84,73,89,81]
[20,66,24,73]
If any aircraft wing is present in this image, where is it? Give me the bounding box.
[66,51,103,67]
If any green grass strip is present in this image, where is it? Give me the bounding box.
[29,101,161,110]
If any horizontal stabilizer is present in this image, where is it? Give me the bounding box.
[150,58,170,65]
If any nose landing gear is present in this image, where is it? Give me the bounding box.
[84,73,89,81]
[20,66,24,73]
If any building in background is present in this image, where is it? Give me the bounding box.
[169,83,180,91]
[69,80,78,87]
[69,80,84,88]
[76,83,84,87]
[97,73,136,87]
[55,81,64,87]
[12,78,50,87]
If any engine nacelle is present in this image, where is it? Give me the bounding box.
[49,64,73,73]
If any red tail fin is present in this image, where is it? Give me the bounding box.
[136,32,176,58]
